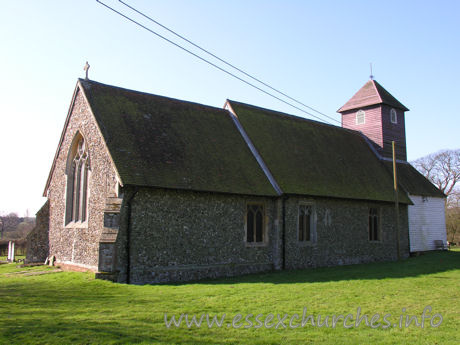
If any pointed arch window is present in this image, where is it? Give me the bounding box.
[246,204,265,244]
[390,108,398,124]
[356,110,365,125]
[65,135,90,225]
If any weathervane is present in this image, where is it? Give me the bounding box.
[84,61,90,80]
[370,63,374,80]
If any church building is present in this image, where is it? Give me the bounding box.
[26,78,445,284]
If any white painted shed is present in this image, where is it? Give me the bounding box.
[408,195,447,252]
[383,161,447,253]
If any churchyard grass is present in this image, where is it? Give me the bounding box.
[0,255,25,262]
[1,249,459,344]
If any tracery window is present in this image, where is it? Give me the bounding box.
[65,135,89,224]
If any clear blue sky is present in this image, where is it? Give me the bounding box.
[1,0,459,216]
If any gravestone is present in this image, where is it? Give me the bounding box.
[7,241,15,262]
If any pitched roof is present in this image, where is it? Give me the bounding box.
[79,79,278,196]
[228,100,412,204]
[383,161,445,198]
[337,80,409,112]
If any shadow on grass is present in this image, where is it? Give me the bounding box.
[1,251,459,345]
[189,249,460,286]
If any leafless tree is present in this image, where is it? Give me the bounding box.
[413,149,460,244]
[412,149,460,205]
[446,207,460,243]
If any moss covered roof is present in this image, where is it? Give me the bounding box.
[383,161,445,198]
[229,100,412,204]
[80,79,277,196]
[338,80,409,112]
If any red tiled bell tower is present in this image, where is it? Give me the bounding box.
[338,79,409,161]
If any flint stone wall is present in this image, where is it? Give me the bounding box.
[47,87,119,270]
[25,200,50,263]
[284,196,409,269]
[123,188,280,284]
[114,187,409,284]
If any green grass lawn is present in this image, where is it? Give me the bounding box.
[0,255,25,262]
[1,250,459,345]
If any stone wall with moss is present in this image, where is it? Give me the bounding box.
[124,188,280,284]
[113,187,410,284]
[47,87,119,270]
[283,196,409,269]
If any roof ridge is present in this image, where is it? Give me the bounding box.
[228,99,346,131]
[79,78,228,113]
[230,99,413,204]
[371,80,383,103]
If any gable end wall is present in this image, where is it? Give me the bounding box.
[47,88,119,269]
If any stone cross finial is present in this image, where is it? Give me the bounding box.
[84,61,90,79]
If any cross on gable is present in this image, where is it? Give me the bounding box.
[84,61,90,79]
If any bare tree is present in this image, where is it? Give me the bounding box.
[413,149,460,244]
[412,149,460,204]
[446,207,460,244]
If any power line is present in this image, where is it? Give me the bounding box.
[96,0,337,125]
[118,0,340,125]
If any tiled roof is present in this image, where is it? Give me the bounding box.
[338,80,409,112]
[80,79,278,196]
[228,100,412,204]
[383,161,445,198]
[76,79,419,203]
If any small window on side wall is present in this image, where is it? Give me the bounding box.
[299,205,310,241]
[369,207,380,241]
[298,204,316,243]
[356,110,365,125]
[246,204,265,244]
[390,108,397,124]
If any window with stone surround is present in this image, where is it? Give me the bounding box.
[246,204,265,244]
[368,207,380,241]
[298,203,317,243]
[298,204,311,242]
[65,134,90,225]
